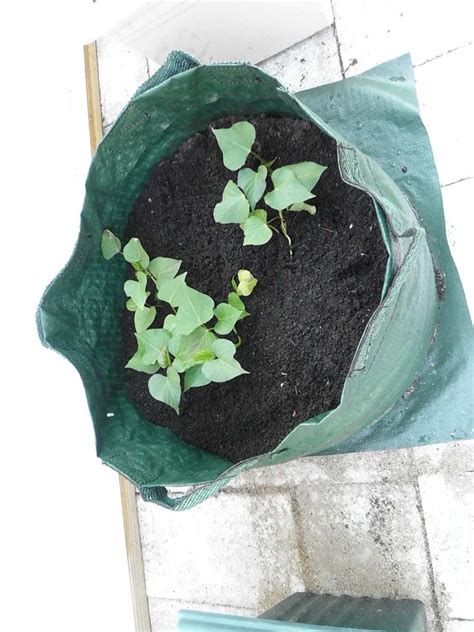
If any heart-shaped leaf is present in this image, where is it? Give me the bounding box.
[184,365,211,391]
[169,327,216,372]
[212,121,256,170]
[163,314,177,333]
[284,162,327,191]
[134,305,156,333]
[124,271,149,310]
[236,269,258,297]
[101,229,121,260]
[237,165,267,209]
[241,209,273,246]
[157,273,188,307]
[148,366,181,414]
[288,202,317,215]
[264,166,315,211]
[213,303,242,335]
[126,298,138,312]
[148,257,182,288]
[125,350,160,375]
[228,292,249,320]
[173,288,215,336]
[202,339,248,383]
[214,180,250,224]
[136,328,171,365]
[123,237,149,269]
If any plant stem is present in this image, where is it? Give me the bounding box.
[233,328,242,348]
[251,151,273,175]
[278,210,293,256]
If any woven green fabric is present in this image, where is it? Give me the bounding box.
[37,51,470,510]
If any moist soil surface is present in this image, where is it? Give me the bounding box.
[122,114,387,463]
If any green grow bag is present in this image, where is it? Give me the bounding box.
[37,52,472,510]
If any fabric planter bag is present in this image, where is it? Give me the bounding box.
[37,51,472,510]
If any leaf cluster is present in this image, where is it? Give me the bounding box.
[212,121,327,251]
[101,231,257,413]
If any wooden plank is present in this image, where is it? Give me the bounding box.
[83,41,152,632]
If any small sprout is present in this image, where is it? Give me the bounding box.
[241,209,272,246]
[236,269,258,297]
[212,121,256,170]
[201,339,248,383]
[237,166,267,210]
[148,366,182,414]
[102,230,257,413]
[211,123,327,255]
[214,180,250,224]
[101,229,121,260]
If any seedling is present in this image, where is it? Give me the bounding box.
[101,230,257,413]
[212,121,327,255]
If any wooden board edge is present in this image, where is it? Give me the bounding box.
[83,40,152,632]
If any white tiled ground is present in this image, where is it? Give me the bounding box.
[96,5,473,630]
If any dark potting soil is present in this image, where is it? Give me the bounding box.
[121,114,387,462]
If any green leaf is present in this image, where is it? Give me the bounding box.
[163,314,177,333]
[192,348,216,363]
[284,161,327,191]
[214,180,250,224]
[264,166,315,211]
[157,346,171,369]
[148,366,181,414]
[288,202,317,215]
[184,365,211,391]
[136,328,171,365]
[169,327,216,372]
[237,166,267,209]
[123,237,150,269]
[124,272,149,310]
[202,339,248,383]
[148,257,182,288]
[101,229,121,260]
[213,303,242,335]
[236,269,258,297]
[241,209,273,246]
[134,305,156,333]
[126,298,138,312]
[212,121,256,170]
[228,292,249,320]
[174,287,215,336]
[125,347,160,374]
[157,273,188,307]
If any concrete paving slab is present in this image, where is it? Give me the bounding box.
[414,44,474,187]
[332,0,474,77]
[294,482,440,631]
[96,37,149,130]
[446,622,474,632]
[227,447,415,490]
[137,492,305,611]
[441,179,474,314]
[418,473,474,621]
[259,26,342,92]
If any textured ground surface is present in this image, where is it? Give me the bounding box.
[97,4,474,630]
